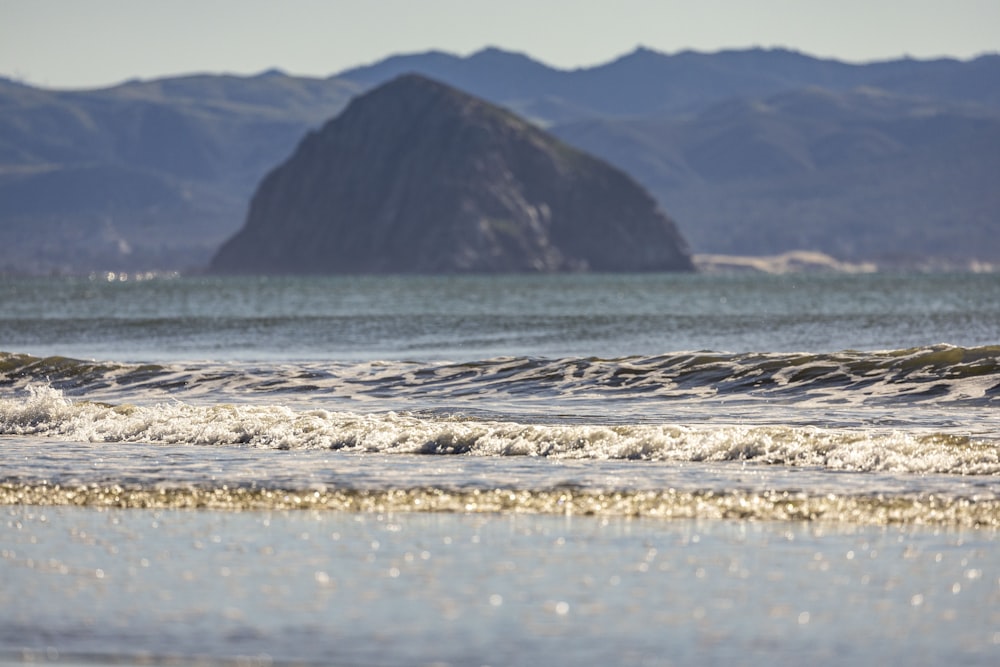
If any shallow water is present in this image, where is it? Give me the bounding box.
[3,507,999,667]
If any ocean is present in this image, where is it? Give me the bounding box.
[1,271,999,666]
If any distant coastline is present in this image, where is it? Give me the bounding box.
[694,251,1000,274]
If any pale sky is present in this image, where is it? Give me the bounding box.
[2,0,998,89]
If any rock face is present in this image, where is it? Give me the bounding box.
[210,74,693,273]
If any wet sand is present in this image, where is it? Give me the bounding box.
[2,506,998,666]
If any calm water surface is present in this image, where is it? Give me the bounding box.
[2,272,997,360]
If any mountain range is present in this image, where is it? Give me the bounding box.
[1,46,998,274]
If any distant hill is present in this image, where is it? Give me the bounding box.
[0,74,360,273]
[210,75,693,274]
[551,87,1000,263]
[1,47,998,274]
[336,47,1000,122]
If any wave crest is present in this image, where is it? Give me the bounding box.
[3,346,998,409]
[2,386,997,475]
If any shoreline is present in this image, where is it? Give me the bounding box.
[3,482,999,527]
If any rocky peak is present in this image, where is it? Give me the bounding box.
[210,74,693,273]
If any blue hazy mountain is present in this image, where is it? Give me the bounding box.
[1,47,998,273]
[336,47,1000,121]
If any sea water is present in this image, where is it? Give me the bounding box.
[1,272,999,665]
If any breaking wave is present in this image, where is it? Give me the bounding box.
[2,385,997,475]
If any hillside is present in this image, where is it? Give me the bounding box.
[551,87,1000,263]
[0,74,359,273]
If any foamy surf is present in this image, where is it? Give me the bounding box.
[2,385,997,475]
[3,482,998,527]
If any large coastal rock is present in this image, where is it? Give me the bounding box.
[210,74,693,273]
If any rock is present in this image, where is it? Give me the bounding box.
[209,74,693,273]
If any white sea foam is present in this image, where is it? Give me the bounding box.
[2,385,997,475]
